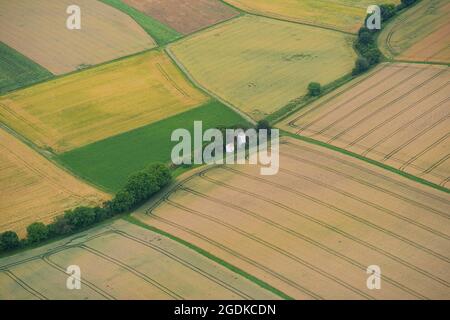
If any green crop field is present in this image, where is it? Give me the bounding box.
[58,100,250,191]
[0,42,53,95]
[100,0,182,45]
[169,15,356,120]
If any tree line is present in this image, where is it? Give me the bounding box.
[0,163,172,253]
[353,0,420,75]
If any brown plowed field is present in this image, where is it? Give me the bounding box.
[136,138,450,299]
[0,127,109,236]
[0,0,155,75]
[123,0,239,34]
[0,220,279,300]
[280,63,450,187]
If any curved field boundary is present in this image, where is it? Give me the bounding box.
[42,250,115,300]
[77,244,182,299]
[111,229,255,299]
[1,270,47,300]
[379,0,450,63]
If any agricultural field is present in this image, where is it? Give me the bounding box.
[169,15,356,120]
[0,127,108,237]
[0,50,208,153]
[99,0,181,45]
[136,137,450,299]
[0,43,53,95]
[379,0,450,63]
[224,0,400,33]
[0,219,280,300]
[0,0,155,75]
[59,100,250,192]
[123,0,239,35]
[280,63,450,187]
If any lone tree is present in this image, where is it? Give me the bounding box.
[308,82,321,96]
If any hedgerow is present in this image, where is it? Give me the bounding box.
[0,163,172,254]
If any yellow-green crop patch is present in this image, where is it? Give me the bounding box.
[169,15,356,120]
[0,50,208,153]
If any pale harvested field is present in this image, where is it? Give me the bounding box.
[0,51,208,152]
[379,0,450,63]
[124,0,239,34]
[280,63,450,187]
[0,0,156,75]
[225,0,399,33]
[137,137,450,299]
[0,127,108,237]
[169,15,356,119]
[0,220,279,300]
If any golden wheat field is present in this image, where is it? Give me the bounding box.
[224,0,400,33]
[0,50,208,153]
[169,15,356,120]
[0,0,156,75]
[136,137,450,300]
[0,220,280,300]
[280,63,450,187]
[0,127,109,236]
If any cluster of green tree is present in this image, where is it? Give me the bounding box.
[352,0,420,75]
[0,164,172,254]
[307,82,322,97]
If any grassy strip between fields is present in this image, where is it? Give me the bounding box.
[99,0,182,46]
[124,215,293,300]
[266,73,354,124]
[281,130,450,194]
[0,42,53,95]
